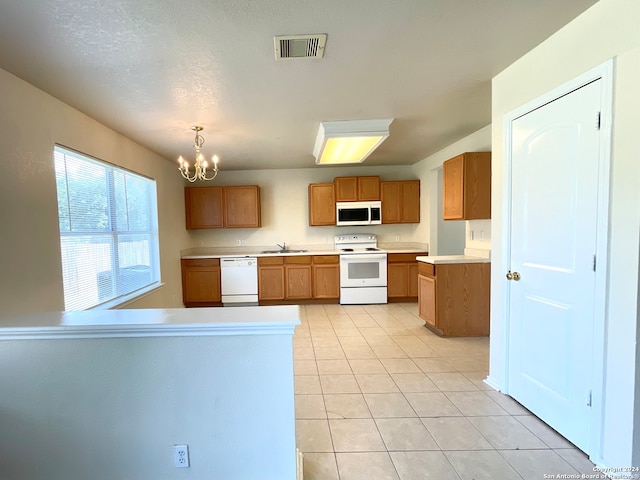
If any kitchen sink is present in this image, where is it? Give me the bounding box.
[260,249,308,254]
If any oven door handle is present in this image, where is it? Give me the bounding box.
[340,253,387,261]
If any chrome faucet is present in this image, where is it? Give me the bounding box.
[276,242,286,252]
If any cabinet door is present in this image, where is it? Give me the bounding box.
[258,266,285,300]
[400,180,420,223]
[313,264,340,299]
[418,274,436,327]
[381,181,401,224]
[185,187,224,229]
[224,185,261,228]
[181,259,221,305]
[334,177,358,202]
[358,176,381,200]
[443,153,491,220]
[286,265,312,299]
[387,263,409,298]
[443,154,465,220]
[407,263,419,297]
[309,183,336,226]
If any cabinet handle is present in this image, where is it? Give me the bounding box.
[506,271,513,280]
[512,271,521,281]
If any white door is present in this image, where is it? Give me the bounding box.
[508,79,602,452]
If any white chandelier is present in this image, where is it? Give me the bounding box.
[178,126,219,182]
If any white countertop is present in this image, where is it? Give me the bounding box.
[0,306,301,340]
[182,245,429,259]
[417,255,490,265]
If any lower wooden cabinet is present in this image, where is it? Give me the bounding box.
[258,257,286,301]
[418,261,490,337]
[285,256,312,300]
[312,255,340,299]
[258,255,339,303]
[387,253,428,300]
[181,258,222,307]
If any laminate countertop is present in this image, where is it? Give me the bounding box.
[417,255,490,265]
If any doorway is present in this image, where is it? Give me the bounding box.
[502,61,612,456]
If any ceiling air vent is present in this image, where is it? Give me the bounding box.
[274,34,327,60]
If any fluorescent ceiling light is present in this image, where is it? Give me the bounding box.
[313,118,393,165]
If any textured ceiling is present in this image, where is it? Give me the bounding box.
[0,0,597,171]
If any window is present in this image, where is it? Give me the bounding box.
[54,146,161,310]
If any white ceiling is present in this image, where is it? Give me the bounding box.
[0,0,597,171]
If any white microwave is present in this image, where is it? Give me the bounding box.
[336,201,382,226]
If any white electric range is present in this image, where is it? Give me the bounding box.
[335,234,387,304]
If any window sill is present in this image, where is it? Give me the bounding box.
[91,282,165,310]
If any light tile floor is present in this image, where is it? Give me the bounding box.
[294,303,595,480]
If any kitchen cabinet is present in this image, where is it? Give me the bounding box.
[185,185,261,229]
[308,183,336,226]
[258,256,313,302]
[312,255,340,299]
[387,252,428,300]
[181,258,222,307]
[258,257,285,301]
[285,256,313,299]
[442,152,491,220]
[381,180,420,224]
[185,186,224,229]
[335,176,380,201]
[417,261,490,336]
[224,185,261,228]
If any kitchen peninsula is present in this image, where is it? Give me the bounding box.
[0,306,300,480]
[417,255,491,337]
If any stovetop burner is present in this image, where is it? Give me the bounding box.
[341,248,354,252]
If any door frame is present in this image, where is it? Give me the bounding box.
[500,59,613,459]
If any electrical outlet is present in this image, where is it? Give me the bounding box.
[174,445,190,468]
[236,239,242,246]
[470,230,475,240]
[395,234,400,241]
[240,239,247,246]
[323,236,328,244]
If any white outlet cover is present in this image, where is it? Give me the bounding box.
[174,445,190,468]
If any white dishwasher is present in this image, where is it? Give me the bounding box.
[220,257,258,306]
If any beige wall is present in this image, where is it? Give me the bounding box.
[0,67,190,316]
[489,0,640,466]
[410,125,492,255]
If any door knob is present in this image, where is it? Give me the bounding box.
[512,271,521,281]
[506,271,513,280]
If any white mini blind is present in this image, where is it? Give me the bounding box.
[54,146,160,310]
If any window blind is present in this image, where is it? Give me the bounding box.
[54,146,160,310]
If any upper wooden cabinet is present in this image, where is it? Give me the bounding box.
[185,186,224,229]
[185,185,261,229]
[443,152,491,220]
[224,185,261,228]
[308,183,336,226]
[381,180,420,224]
[335,176,380,201]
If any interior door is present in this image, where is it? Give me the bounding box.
[508,79,602,452]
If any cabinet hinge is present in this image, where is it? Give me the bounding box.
[593,255,596,272]
[587,390,592,407]
[596,112,601,130]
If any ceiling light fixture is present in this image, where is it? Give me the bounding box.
[313,118,393,165]
[178,126,219,182]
